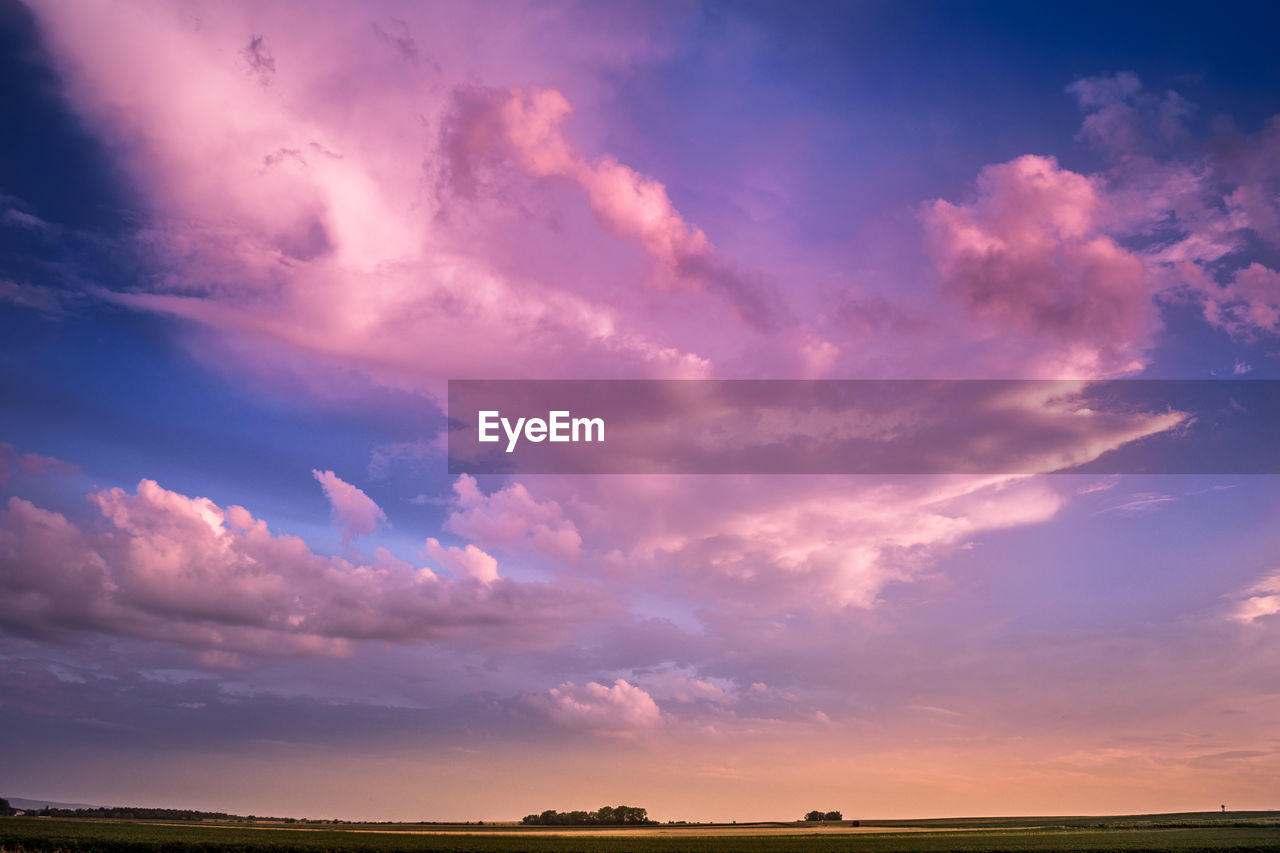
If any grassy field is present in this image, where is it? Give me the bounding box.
[2,815,1279,853]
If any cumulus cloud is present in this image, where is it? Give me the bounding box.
[423,537,499,584]
[0,478,594,660]
[445,474,582,562]
[529,678,662,735]
[925,154,1152,376]
[312,469,387,543]
[925,73,1280,373]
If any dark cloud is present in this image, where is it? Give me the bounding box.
[240,34,275,80]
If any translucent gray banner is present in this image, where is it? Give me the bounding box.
[447,380,1280,475]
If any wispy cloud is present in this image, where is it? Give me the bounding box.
[1099,491,1176,514]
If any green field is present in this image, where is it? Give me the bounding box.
[2,815,1279,853]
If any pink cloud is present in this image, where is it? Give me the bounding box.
[28,0,727,391]
[500,473,1032,614]
[445,474,582,563]
[0,478,598,661]
[591,474,1068,610]
[312,469,387,543]
[25,0,864,394]
[917,74,1280,376]
[442,85,785,331]
[925,154,1153,376]
[423,537,499,584]
[530,678,663,735]
[22,7,1280,393]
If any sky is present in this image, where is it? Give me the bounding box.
[2,0,1280,822]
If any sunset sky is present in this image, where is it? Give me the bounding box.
[2,0,1280,822]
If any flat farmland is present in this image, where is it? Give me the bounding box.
[2,814,1279,853]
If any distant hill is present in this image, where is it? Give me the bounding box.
[5,797,104,812]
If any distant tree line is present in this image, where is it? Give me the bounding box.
[13,806,308,823]
[804,810,844,821]
[522,806,654,825]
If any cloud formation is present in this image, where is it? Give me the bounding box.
[922,73,1280,377]
[1200,263,1280,339]
[1231,570,1280,624]
[0,443,78,482]
[925,155,1151,376]
[0,477,593,662]
[445,474,583,563]
[313,469,387,543]
[503,472,1073,615]
[423,537,500,584]
[1063,73,1280,345]
[1066,71,1192,155]
[27,0,727,390]
[442,85,786,330]
[530,678,663,736]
